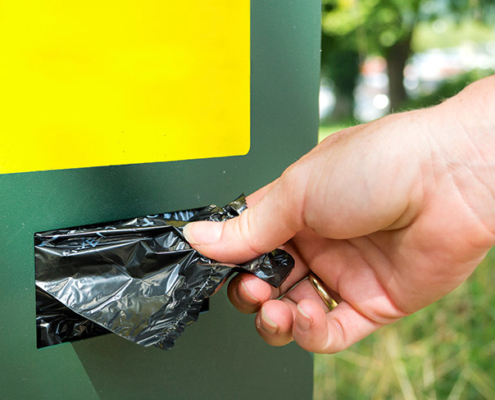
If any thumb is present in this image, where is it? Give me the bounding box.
[183,171,306,263]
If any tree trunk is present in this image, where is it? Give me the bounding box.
[330,90,354,121]
[386,34,412,112]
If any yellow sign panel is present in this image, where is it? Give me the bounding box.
[0,1,250,174]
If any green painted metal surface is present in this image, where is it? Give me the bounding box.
[0,1,321,398]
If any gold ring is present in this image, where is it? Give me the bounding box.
[308,272,338,311]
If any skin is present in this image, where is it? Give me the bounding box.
[183,75,495,354]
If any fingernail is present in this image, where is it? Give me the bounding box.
[240,281,260,304]
[183,221,223,245]
[297,304,312,332]
[261,307,278,334]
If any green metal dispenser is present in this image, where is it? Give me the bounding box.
[0,1,320,398]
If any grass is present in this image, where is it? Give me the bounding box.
[313,121,495,398]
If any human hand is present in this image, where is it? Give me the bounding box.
[184,77,495,353]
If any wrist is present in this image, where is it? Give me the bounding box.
[443,75,495,161]
[431,75,495,248]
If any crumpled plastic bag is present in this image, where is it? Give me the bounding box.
[35,195,294,350]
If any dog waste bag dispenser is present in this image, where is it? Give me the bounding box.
[0,1,320,398]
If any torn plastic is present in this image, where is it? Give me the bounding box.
[35,195,294,350]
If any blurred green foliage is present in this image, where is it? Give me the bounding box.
[321,0,495,117]
[412,20,495,53]
[322,0,495,60]
[322,0,421,52]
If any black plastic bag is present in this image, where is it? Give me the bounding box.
[35,195,294,350]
